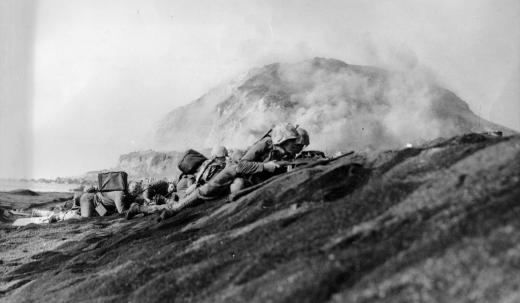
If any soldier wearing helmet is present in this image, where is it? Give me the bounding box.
[192,145,229,188]
[210,145,228,158]
[126,123,309,220]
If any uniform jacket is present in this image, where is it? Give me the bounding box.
[236,137,293,179]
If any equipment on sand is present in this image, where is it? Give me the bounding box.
[12,217,50,226]
[95,201,108,217]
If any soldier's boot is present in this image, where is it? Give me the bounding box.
[157,191,200,222]
[157,209,176,222]
[125,203,141,220]
[125,203,156,220]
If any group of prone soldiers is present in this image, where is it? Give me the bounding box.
[124,122,312,221]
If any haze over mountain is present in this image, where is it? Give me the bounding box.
[154,58,511,153]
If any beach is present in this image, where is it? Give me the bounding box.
[0,190,74,211]
[0,189,76,286]
[0,179,81,193]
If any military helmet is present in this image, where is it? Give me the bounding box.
[296,127,310,146]
[271,123,299,145]
[211,145,228,158]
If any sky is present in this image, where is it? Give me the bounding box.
[0,0,519,178]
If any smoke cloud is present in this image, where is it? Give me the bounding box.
[156,57,501,154]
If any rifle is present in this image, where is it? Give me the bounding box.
[229,151,355,201]
[275,150,355,169]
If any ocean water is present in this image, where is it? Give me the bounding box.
[0,179,81,193]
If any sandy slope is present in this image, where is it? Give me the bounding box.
[1,133,519,302]
[0,191,73,212]
[0,191,74,283]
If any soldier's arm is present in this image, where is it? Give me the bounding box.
[235,161,264,175]
[241,138,271,161]
[235,138,271,175]
[236,160,282,175]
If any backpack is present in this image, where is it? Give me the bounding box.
[98,171,128,192]
[178,149,207,175]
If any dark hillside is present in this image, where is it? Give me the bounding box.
[1,133,519,303]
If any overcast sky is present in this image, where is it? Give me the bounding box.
[1,0,519,178]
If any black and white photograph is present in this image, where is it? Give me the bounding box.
[1,0,519,302]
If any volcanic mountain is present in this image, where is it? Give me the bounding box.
[154,57,512,152]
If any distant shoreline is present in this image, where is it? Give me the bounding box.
[0,176,91,185]
[0,179,83,193]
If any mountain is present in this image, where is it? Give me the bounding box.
[115,150,186,179]
[2,132,519,302]
[154,57,513,153]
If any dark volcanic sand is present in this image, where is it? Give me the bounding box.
[0,191,75,290]
[1,133,520,302]
[0,191,73,212]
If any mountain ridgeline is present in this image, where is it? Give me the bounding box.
[154,57,511,154]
